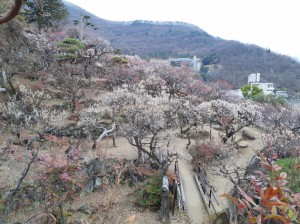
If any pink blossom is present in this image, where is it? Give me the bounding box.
[60,171,72,182]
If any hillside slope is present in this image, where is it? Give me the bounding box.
[63,1,300,95]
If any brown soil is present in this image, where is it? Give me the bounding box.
[0,124,263,224]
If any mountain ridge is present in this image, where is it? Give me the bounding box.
[63,1,300,96]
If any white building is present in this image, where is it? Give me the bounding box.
[248,73,274,95]
[169,56,201,71]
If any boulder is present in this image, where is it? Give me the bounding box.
[237,141,249,148]
[242,130,256,140]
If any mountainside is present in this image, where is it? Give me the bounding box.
[63,1,300,95]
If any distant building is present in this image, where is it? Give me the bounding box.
[274,90,288,98]
[248,73,274,95]
[246,73,288,98]
[169,56,201,71]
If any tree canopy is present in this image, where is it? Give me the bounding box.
[24,0,68,31]
[241,84,263,98]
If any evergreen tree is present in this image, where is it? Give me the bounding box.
[241,84,263,98]
[73,14,98,40]
[56,38,84,61]
[24,0,68,31]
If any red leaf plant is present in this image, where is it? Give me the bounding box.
[222,153,300,224]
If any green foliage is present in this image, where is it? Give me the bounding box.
[113,48,122,55]
[148,50,169,59]
[111,56,128,64]
[222,154,300,223]
[56,38,84,60]
[201,53,220,66]
[52,206,72,223]
[136,173,161,210]
[24,0,68,31]
[73,14,98,31]
[242,84,286,106]
[276,157,300,193]
[200,65,209,81]
[241,84,251,97]
[241,84,263,98]
[252,93,286,106]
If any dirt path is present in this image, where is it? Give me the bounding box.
[179,158,209,224]
[168,136,209,224]
[101,127,263,224]
[206,127,264,213]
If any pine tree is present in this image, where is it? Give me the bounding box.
[24,0,69,31]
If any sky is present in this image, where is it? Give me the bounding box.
[65,0,300,60]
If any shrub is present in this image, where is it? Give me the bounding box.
[276,157,300,193]
[223,154,300,224]
[189,142,236,165]
[136,172,161,210]
[252,93,286,106]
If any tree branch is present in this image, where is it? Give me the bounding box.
[0,0,23,24]
[96,122,116,142]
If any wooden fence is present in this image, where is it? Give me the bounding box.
[193,163,232,224]
[160,160,186,223]
[173,160,186,213]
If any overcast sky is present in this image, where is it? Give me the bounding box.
[65,0,300,60]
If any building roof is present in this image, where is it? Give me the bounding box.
[169,58,193,62]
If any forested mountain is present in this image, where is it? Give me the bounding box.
[1,2,300,223]
[64,1,300,95]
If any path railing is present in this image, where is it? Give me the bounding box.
[172,160,186,213]
[160,159,187,223]
[194,165,222,215]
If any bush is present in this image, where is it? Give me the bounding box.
[252,93,286,106]
[276,157,300,193]
[223,154,300,224]
[189,142,236,165]
[136,172,161,210]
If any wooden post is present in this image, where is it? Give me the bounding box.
[161,176,170,223]
[112,107,116,147]
[172,179,177,215]
[208,188,212,208]
[179,180,186,211]
[210,120,212,142]
[59,202,66,224]
[159,147,163,177]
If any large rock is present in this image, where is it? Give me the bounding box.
[242,130,256,140]
[237,141,249,148]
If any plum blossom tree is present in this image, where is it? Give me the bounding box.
[0,85,64,134]
[78,105,111,149]
[102,55,146,90]
[79,36,112,79]
[120,98,178,162]
[36,136,86,210]
[156,64,196,99]
[139,74,166,97]
[260,104,300,157]
[103,89,180,162]
[199,100,263,143]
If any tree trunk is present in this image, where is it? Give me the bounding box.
[59,202,66,224]
[71,96,76,112]
[112,108,116,147]
[137,148,143,163]
[92,139,97,149]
